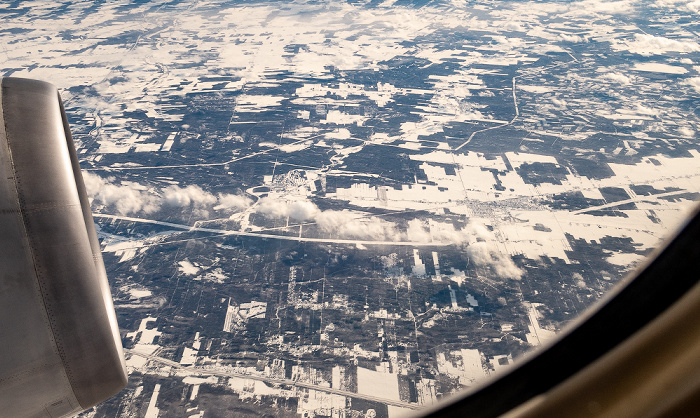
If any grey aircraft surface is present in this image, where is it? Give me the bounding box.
[0,78,127,418]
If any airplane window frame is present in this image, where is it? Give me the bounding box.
[419,203,700,417]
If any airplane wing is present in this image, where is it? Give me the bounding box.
[0,78,127,418]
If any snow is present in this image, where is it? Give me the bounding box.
[178,260,200,276]
[144,384,161,418]
[129,288,152,299]
[525,303,556,346]
[357,366,401,402]
[632,62,688,74]
[127,317,162,345]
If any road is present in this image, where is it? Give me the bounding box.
[125,349,422,410]
[87,135,323,172]
[93,213,452,247]
[453,76,519,151]
[570,189,694,215]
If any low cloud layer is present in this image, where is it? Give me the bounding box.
[654,0,700,13]
[256,198,523,279]
[408,219,522,279]
[466,242,523,280]
[214,193,254,211]
[163,184,217,208]
[85,173,523,279]
[602,72,632,85]
[256,198,401,241]
[83,172,159,215]
[617,34,700,56]
[256,197,319,221]
[687,77,700,93]
[316,210,401,241]
[83,172,251,217]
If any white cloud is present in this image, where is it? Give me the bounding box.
[313,209,350,230]
[459,223,523,279]
[288,200,319,221]
[254,195,522,278]
[255,198,402,241]
[255,198,319,221]
[83,171,159,215]
[403,219,523,279]
[654,0,700,13]
[618,34,700,56]
[686,77,700,93]
[559,33,585,43]
[178,260,200,276]
[339,217,401,241]
[406,219,432,242]
[502,21,525,32]
[567,0,639,15]
[602,72,632,84]
[572,272,587,288]
[316,210,402,241]
[84,172,523,278]
[633,104,661,117]
[255,197,290,218]
[83,172,250,217]
[462,222,493,242]
[163,184,217,208]
[214,193,253,211]
[467,242,523,280]
[678,126,696,138]
[407,219,476,244]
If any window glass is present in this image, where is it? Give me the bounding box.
[3,1,699,416]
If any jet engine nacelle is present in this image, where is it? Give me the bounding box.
[0,78,127,417]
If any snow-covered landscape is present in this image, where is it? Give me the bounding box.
[2,0,699,416]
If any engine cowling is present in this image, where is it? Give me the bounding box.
[0,77,127,418]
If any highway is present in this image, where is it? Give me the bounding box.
[570,189,695,215]
[93,213,451,247]
[125,349,422,410]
